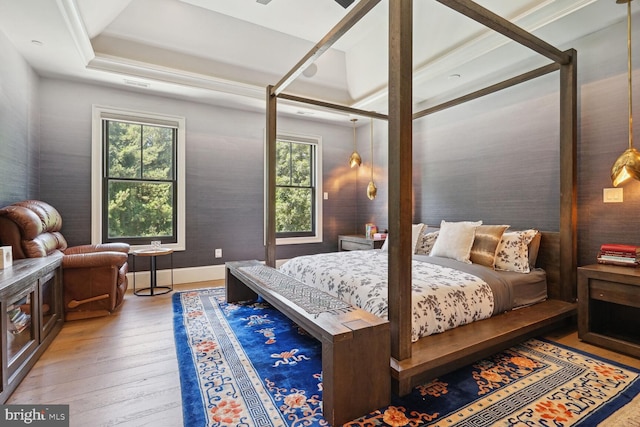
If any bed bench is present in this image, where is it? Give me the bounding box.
[225,260,390,426]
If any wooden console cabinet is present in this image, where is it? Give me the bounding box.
[0,254,64,402]
[578,264,640,358]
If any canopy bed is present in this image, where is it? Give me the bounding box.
[262,0,577,403]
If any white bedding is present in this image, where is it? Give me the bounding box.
[278,250,496,342]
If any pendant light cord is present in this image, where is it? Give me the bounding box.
[628,0,634,149]
[370,118,374,181]
[353,119,357,151]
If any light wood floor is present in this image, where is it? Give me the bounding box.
[7,281,640,427]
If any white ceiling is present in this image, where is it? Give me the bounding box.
[0,0,630,124]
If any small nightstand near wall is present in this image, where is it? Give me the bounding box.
[131,248,174,296]
[338,234,385,251]
[578,264,640,358]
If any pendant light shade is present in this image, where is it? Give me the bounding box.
[611,0,640,186]
[367,118,377,200]
[367,181,377,200]
[612,147,640,186]
[349,118,361,168]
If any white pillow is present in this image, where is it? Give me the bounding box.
[380,223,425,253]
[430,220,482,263]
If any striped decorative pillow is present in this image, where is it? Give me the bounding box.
[470,225,509,268]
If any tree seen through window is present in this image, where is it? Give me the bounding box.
[275,139,315,236]
[104,120,177,243]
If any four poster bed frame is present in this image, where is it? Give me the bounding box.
[264,0,577,398]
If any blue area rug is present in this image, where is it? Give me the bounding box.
[173,287,640,426]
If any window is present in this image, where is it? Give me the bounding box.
[92,106,185,250]
[270,132,323,244]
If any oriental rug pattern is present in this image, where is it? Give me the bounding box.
[173,287,640,426]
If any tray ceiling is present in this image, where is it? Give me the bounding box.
[0,0,628,123]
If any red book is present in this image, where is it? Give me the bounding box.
[600,243,640,255]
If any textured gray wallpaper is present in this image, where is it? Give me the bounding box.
[0,30,40,207]
[36,79,358,269]
[354,17,640,267]
[4,16,640,270]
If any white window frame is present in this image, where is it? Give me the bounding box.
[91,105,186,251]
[265,130,323,245]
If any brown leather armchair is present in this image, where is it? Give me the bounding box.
[0,200,129,320]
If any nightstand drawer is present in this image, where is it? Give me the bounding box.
[338,235,385,251]
[341,240,373,251]
[590,279,640,308]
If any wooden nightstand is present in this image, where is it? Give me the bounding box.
[338,234,385,251]
[578,264,640,358]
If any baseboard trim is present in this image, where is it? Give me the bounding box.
[126,259,290,289]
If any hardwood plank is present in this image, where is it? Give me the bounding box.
[8,359,179,403]
[6,281,222,426]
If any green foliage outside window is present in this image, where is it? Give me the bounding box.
[105,121,176,241]
[275,140,314,235]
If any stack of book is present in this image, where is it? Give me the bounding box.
[597,243,640,267]
[7,306,30,334]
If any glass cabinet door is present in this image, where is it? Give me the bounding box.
[6,286,38,378]
[40,270,61,339]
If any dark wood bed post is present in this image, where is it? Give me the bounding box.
[266,85,277,267]
[388,0,413,361]
[264,0,380,268]
[559,48,578,302]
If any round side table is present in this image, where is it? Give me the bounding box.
[131,248,174,296]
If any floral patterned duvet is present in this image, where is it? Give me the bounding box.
[278,250,515,342]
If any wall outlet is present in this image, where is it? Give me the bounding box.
[215,248,223,258]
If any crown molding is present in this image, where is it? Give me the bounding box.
[56,0,95,64]
[88,54,265,99]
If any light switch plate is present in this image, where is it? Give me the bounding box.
[603,188,623,203]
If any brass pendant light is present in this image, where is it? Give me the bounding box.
[349,118,362,168]
[611,0,640,186]
[367,118,377,200]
